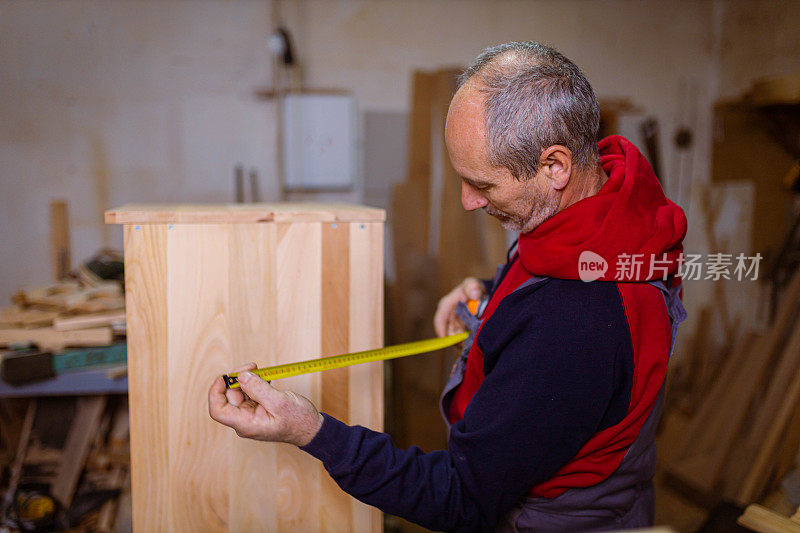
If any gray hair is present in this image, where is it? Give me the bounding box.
[458,41,600,178]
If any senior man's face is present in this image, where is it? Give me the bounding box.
[444,83,561,234]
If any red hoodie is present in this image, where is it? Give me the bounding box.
[447,135,687,497]
[518,135,686,282]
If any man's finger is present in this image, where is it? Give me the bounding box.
[434,297,456,337]
[238,371,282,409]
[225,362,258,406]
[434,311,448,337]
[208,376,231,419]
[226,388,246,407]
[447,316,465,336]
[463,277,483,300]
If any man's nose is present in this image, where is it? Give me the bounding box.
[461,182,488,211]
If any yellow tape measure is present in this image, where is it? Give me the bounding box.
[223,332,469,389]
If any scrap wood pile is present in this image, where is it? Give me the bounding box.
[0,200,126,355]
[0,248,126,384]
[0,276,125,355]
[659,267,800,517]
[0,397,131,532]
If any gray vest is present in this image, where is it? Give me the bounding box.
[439,274,686,532]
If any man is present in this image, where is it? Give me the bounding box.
[209,41,687,531]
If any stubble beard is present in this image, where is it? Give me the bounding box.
[485,187,561,234]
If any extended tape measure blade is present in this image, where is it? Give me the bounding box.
[223,332,468,389]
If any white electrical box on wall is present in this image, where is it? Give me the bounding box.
[281,92,356,190]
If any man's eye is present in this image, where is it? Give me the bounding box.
[460,176,489,191]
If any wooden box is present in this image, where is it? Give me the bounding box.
[106,204,385,532]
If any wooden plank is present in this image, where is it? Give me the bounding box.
[669,269,800,498]
[400,70,435,252]
[96,465,127,532]
[0,307,58,329]
[738,504,800,533]
[389,181,438,343]
[227,222,280,533]
[349,221,384,430]
[123,223,169,532]
[319,221,353,533]
[1,399,36,513]
[70,295,126,314]
[26,283,121,311]
[53,310,126,331]
[166,224,231,532]
[51,395,107,507]
[742,313,800,449]
[50,200,71,281]
[718,269,800,498]
[737,319,800,504]
[105,203,385,225]
[349,221,385,533]
[0,327,112,351]
[665,332,757,493]
[321,222,350,422]
[388,71,434,349]
[435,69,489,291]
[407,70,434,188]
[276,222,323,532]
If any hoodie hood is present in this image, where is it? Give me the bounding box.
[518,135,687,282]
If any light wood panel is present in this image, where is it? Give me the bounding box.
[276,222,323,532]
[349,221,385,533]
[321,222,351,423]
[320,222,354,531]
[228,223,280,533]
[123,223,169,531]
[115,205,384,532]
[106,203,385,225]
[166,224,231,531]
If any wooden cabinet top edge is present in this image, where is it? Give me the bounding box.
[105,203,386,224]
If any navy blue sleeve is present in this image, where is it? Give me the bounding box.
[300,279,633,532]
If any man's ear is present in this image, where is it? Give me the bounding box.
[539,145,572,191]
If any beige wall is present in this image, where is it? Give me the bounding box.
[716,0,800,100]
[0,0,278,300]
[1,0,798,305]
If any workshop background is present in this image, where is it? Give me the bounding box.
[1,0,800,531]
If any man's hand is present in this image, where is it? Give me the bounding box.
[433,277,485,337]
[208,362,324,447]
